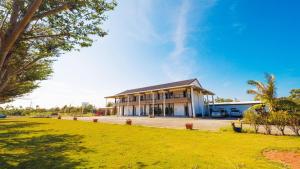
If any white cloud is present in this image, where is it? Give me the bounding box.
[125,1,163,43]
[163,0,217,81]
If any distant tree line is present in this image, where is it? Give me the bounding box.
[0,104,96,117]
[214,97,239,103]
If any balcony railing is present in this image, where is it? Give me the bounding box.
[116,94,191,105]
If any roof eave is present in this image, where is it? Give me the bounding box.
[106,85,214,98]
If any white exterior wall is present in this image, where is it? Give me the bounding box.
[174,103,185,116]
[192,91,205,117]
[188,103,192,117]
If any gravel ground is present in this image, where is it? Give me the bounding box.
[61,116,233,131]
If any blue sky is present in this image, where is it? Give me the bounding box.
[8,0,300,108]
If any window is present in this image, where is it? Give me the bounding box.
[183,91,187,97]
[184,104,189,116]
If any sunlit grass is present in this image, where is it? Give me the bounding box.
[0,118,299,169]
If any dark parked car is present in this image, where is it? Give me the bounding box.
[229,108,242,117]
[0,114,7,118]
[211,108,226,118]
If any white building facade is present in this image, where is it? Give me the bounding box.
[105,79,214,117]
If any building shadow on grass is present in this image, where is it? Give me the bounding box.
[0,120,91,169]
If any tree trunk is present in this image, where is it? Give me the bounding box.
[0,0,43,71]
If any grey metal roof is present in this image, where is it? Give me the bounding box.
[117,78,197,95]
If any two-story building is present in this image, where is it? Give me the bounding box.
[105,79,215,117]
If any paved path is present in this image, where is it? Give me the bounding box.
[62,116,233,131]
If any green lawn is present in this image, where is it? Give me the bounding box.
[0,118,299,169]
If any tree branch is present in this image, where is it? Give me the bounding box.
[14,56,44,75]
[0,0,43,72]
[21,33,70,40]
[32,3,71,20]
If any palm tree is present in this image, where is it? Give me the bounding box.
[247,73,277,112]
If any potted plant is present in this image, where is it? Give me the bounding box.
[93,119,98,123]
[73,117,77,121]
[126,119,132,125]
[185,123,193,130]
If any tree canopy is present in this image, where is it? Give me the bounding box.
[247,73,277,112]
[0,0,116,103]
[289,89,300,104]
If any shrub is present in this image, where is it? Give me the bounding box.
[260,113,272,135]
[270,111,289,135]
[275,99,298,112]
[287,112,300,136]
[243,110,260,133]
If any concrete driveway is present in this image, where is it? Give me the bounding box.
[62,116,233,131]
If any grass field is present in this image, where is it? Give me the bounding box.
[0,118,299,169]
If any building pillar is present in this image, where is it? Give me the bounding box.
[191,87,195,118]
[212,95,215,110]
[138,94,141,116]
[163,91,166,117]
[127,95,129,116]
[201,93,205,118]
[206,95,209,117]
[152,92,155,116]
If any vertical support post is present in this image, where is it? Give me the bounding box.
[152,92,155,116]
[199,91,204,118]
[163,91,166,117]
[127,95,129,116]
[206,95,209,117]
[191,87,195,118]
[117,97,119,116]
[212,95,215,110]
[138,94,141,116]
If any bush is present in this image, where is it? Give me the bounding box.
[275,99,298,112]
[243,110,260,133]
[270,111,289,135]
[287,112,300,136]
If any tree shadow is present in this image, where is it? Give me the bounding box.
[0,120,91,169]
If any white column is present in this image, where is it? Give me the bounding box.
[201,94,205,118]
[138,94,141,116]
[191,87,195,118]
[127,95,129,116]
[212,95,215,111]
[152,92,155,116]
[206,95,209,117]
[163,91,166,117]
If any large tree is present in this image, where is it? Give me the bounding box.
[0,0,116,103]
[247,73,277,112]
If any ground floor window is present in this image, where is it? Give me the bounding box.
[122,106,124,116]
[165,103,174,116]
[184,104,189,116]
[132,105,136,116]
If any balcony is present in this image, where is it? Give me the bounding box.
[116,94,191,106]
